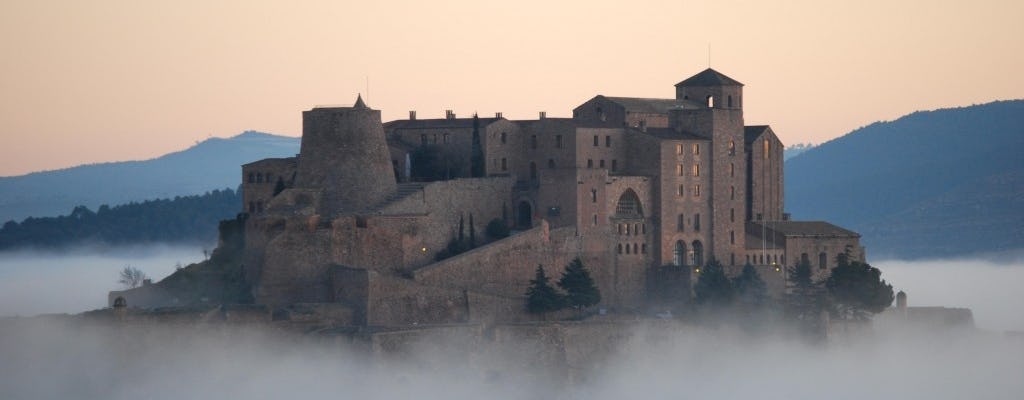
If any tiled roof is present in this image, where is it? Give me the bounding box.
[744,125,771,145]
[755,221,860,237]
[675,68,744,87]
[384,117,501,130]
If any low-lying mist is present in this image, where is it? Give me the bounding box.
[0,245,204,317]
[1,317,1021,400]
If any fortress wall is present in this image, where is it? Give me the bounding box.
[574,127,628,171]
[413,222,559,298]
[484,120,523,178]
[604,176,655,308]
[253,218,336,306]
[363,273,526,326]
[535,168,580,228]
[408,177,513,264]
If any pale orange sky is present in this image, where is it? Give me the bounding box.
[1,0,1021,177]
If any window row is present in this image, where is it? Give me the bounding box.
[747,253,784,266]
[676,213,701,231]
[617,242,646,255]
[529,134,566,149]
[419,133,451,145]
[677,184,701,197]
[592,135,612,147]
[586,159,618,171]
[247,172,276,184]
[617,223,647,236]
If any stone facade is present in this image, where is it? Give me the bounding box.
[238,68,864,327]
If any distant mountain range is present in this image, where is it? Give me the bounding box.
[0,131,299,223]
[785,100,1024,259]
[783,143,815,160]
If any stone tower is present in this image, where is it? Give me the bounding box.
[670,69,747,265]
[295,95,397,215]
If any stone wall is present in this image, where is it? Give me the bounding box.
[747,128,784,221]
[241,157,297,214]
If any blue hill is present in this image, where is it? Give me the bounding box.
[785,100,1024,259]
[0,131,299,223]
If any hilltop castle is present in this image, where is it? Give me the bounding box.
[240,68,863,326]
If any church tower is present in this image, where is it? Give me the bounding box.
[295,95,397,215]
[670,69,747,266]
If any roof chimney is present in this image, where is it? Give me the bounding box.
[495,112,503,119]
[409,110,417,120]
[446,110,455,120]
[539,111,546,120]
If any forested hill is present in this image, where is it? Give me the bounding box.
[0,131,298,223]
[785,100,1024,259]
[0,188,240,250]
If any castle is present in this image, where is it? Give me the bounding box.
[240,68,863,326]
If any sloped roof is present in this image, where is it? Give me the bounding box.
[640,127,709,141]
[602,96,702,113]
[755,221,860,238]
[384,117,501,130]
[744,125,771,145]
[675,68,744,87]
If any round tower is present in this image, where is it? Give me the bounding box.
[295,95,397,215]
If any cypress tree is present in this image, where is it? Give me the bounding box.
[525,265,563,316]
[470,113,485,177]
[693,259,734,308]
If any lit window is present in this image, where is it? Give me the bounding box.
[676,144,683,155]
[729,140,736,156]
[693,164,700,177]
[693,185,701,197]
[692,143,699,155]
[677,164,684,176]
[764,140,770,159]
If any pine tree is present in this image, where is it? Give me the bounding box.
[825,257,894,321]
[525,265,563,316]
[557,257,601,316]
[693,259,734,308]
[733,263,768,309]
[785,259,827,340]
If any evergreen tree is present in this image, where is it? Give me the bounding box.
[825,257,894,321]
[693,259,734,308]
[525,265,563,316]
[733,263,768,309]
[785,259,828,340]
[468,214,476,247]
[470,113,485,177]
[557,257,601,315]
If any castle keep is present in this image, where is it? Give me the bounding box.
[241,69,863,326]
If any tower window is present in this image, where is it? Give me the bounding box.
[729,140,736,156]
[591,189,597,203]
[730,163,735,177]
[764,140,770,159]
[728,95,733,108]
[556,135,563,148]
[694,213,701,231]
[501,158,507,171]
[587,159,593,168]
[501,132,507,144]
[693,164,700,177]
[730,208,735,222]
[706,95,714,108]
[605,136,611,147]
[599,159,605,168]
[593,135,599,146]
[730,185,735,200]
[693,184,701,197]
[678,185,685,196]
[676,144,683,155]
[677,164,684,176]
[692,143,700,155]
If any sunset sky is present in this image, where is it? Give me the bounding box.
[1,0,1021,177]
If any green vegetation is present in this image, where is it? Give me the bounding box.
[155,213,253,304]
[825,253,894,321]
[693,259,734,308]
[525,265,563,316]
[558,257,601,315]
[523,257,602,319]
[0,188,241,249]
[117,266,148,289]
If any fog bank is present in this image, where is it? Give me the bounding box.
[0,245,203,317]
[876,255,1024,332]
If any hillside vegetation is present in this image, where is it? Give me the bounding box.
[785,100,1024,259]
[0,131,298,223]
[0,188,240,249]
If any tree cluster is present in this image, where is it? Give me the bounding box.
[0,188,241,249]
[524,257,601,319]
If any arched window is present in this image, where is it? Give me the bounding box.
[692,240,704,266]
[614,189,643,217]
[617,243,623,254]
[706,95,714,108]
[674,241,686,266]
[819,252,828,270]
[729,140,736,156]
